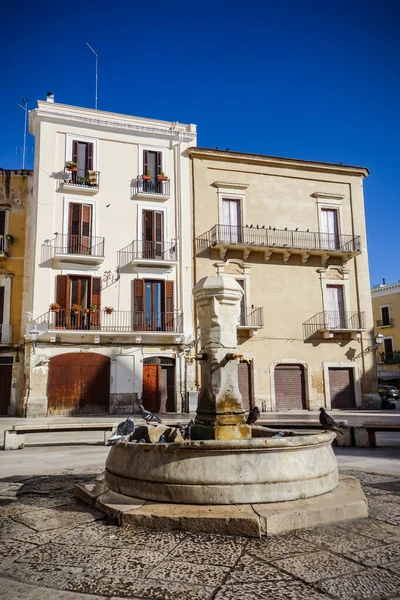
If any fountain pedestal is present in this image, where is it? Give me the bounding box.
[192,275,251,441]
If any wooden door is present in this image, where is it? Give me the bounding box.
[68,203,92,254]
[47,353,110,415]
[274,364,306,410]
[0,364,12,415]
[329,368,356,409]
[142,364,160,412]
[142,211,164,258]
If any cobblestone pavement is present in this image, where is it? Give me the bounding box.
[2,471,400,599]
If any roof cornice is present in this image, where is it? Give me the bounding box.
[188,147,369,178]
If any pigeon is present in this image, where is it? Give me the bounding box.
[139,404,161,424]
[107,416,135,446]
[182,419,195,440]
[319,407,344,435]
[246,406,260,426]
[272,431,285,438]
[158,434,168,443]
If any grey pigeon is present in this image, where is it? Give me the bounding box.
[246,406,260,426]
[107,416,135,446]
[319,407,344,435]
[158,434,168,443]
[138,438,146,444]
[178,419,194,440]
[272,431,285,438]
[139,404,162,424]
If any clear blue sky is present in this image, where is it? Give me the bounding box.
[1,0,399,287]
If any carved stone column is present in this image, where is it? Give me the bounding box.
[192,274,251,440]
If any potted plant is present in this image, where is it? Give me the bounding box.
[6,234,14,244]
[104,306,114,314]
[71,303,82,314]
[142,169,152,181]
[65,161,78,172]
[90,305,97,313]
[77,176,88,185]
[157,171,168,181]
[50,303,61,313]
[84,308,90,314]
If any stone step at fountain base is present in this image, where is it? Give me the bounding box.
[75,475,367,538]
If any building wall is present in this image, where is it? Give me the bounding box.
[25,100,196,416]
[0,170,32,415]
[372,283,400,374]
[190,149,378,410]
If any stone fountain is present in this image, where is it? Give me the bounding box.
[76,275,368,537]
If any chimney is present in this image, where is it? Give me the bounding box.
[46,92,54,103]
[383,278,386,286]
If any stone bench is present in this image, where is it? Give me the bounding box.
[3,422,119,450]
[355,422,400,448]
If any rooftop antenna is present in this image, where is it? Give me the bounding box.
[18,96,28,169]
[86,42,98,109]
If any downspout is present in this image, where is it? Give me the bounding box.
[173,138,184,410]
[190,154,200,390]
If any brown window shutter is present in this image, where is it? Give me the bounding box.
[0,211,5,236]
[165,281,174,331]
[156,152,162,175]
[87,143,94,170]
[90,277,101,327]
[143,150,149,175]
[56,275,69,309]
[134,279,144,330]
[72,141,78,164]
[0,286,4,324]
[81,204,92,238]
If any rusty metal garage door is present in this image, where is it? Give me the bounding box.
[47,353,110,415]
[274,364,306,410]
[238,361,252,411]
[328,368,355,409]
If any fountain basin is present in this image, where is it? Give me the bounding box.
[105,431,338,505]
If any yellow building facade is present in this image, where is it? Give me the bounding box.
[0,169,32,415]
[372,282,400,379]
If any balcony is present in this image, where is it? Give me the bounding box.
[118,240,178,270]
[381,353,400,364]
[61,169,100,193]
[0,236,8,257]
[43,234,105,266]
[0,324,12,344]
[132,176,170,199]
[377,318,394,328]
[196,224,361,265]
[34,309,184,339]
[303,311,366,339]
[238,306,264,336]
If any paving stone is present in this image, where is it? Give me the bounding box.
[214,580,329,600]
[64,573,214,599]
[169,533,247,566]
[246,533,316,562]
[0,577,107,599]
[0,538,37,561]
[14,493,73,508]
[272,550,360,583]
[350,541,400,567]
[295,523,383,553]
[318,567,400,599]
[50,521,112,546]
[368,498,400,525]
[0,517,35,539]
[17,475,92,496]
[88,547,167,577]
[13,503,103,531]
[337,518,400,541]
[147,559,230,586]
[95,527,186,551]
[0,562,83,589]
[18,542,108,568]
[14,527,74,545]
[226,553,294,584]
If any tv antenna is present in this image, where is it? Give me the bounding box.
[86,42,98,109]
[18,96,28,169]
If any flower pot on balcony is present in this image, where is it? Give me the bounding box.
[68,167,78,172]
[142,175,152,181]
[50,303,60,313]
[84,308,90,314]
[104,307,114,315]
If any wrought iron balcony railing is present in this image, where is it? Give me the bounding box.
[0,236,8,255]
[118,240,177,268]
[0,324,12,344]
[35,309,183,333]
[196,224,361,256]
[303,311,366,338]
[44,234,105,258]
[132,176,170,196]
[382,353,400,364]
[238,306,264,328]
[377,318,394,327]
[63,168,100,189]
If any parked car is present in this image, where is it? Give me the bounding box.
[378,384,400,400]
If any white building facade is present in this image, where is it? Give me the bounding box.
[25,96,196,417]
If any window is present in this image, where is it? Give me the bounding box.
[326,284,345,328]
[142,210,164,258]
[384,338,394,360]
[381,306,391,326]
[55,275,101,329]
[321,209,339,250]
[143,150,163,193]
[236,279,246,325]
[133,279,174,331]
[73,140,93,172]
[0,286,4,336]
[0,211,5,254]
[68,203,92,254]
[222,199,241,242]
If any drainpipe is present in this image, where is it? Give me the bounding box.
[173,139,184,411]
[190,154,200,390]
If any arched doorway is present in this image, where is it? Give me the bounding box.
[142,357,175,413]
[274,364,307,410]
[47,353,110,415]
